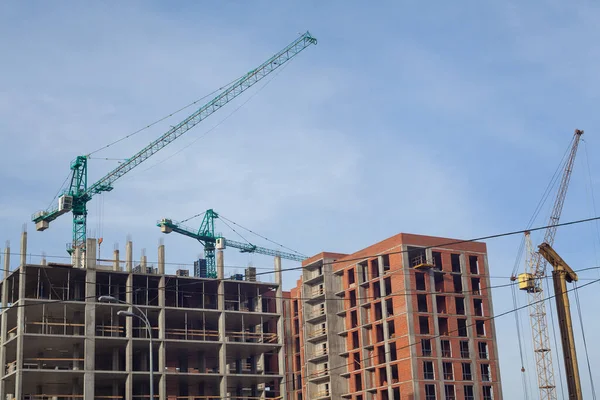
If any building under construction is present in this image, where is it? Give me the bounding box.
[287,233,503,400]
[0,233,286,400]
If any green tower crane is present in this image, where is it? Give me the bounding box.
[31,32,317,255]
[157,209,305,277]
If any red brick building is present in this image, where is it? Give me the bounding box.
[286,233,502,400]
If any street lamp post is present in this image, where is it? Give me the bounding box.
[98,295,154,399]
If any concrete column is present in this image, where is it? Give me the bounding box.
[73,247,80,269]
[0,243,10,399]
[158,243,165,275]
[84,238,97,400]
[141,250,147,274]
[274,256,286,398]
[19,230,27,268]
[125,271,133,400]
[73,343,81,370]
[484,253,503,399]
[460,252,481,397]
[14,231,27,399]
[217,250,227,396]
[158,271,166,400]
[113,249,120,271]
[112,347,120,371]
[126,241,133,273]
[3,243,9,281]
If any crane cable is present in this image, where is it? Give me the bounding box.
[179,211,206,224]
[510,236,530,398]
[134,61,293,176]
[85,74,245,158]
[573,281,597,399]
[219,213,306,257]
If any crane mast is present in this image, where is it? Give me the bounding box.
[31,32,317,255]
[519,129,583,400]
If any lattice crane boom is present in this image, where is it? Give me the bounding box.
[31,32,317,254]
[519,129,583,400]
[158,210,305,278]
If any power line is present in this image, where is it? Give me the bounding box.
[278,277,600,389]
[256,215,600,277]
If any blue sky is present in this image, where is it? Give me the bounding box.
[1,0,600,397]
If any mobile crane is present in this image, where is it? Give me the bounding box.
[516,129,583,400]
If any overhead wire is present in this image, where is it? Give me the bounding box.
[255,215,600,277]
[276,277,600,390]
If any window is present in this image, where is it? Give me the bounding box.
[371,258,380,279]
[382,254,390,273]
[352,352,361,370]
[374,302,382,321]
[387,319,396,339]
[443,362,454,380]
[441,340,451,357]
[348,268,355,285]
[462,363,472,381]
[451,253,461,272]
[384,277,392,295]
[483,386,493,400]
[418,294,428,312]
[478,342,489,359]
[434,272,445,292]
[453,275,463,293]
[476,320,486,337]
[423,361,435,379]
[464,385,474,400]
[458,319,468,337]
[421,339,432,357]
[437,295,447,314]
[473,298,483,316]
[471,278,481,295]
[349,290,357,308]
[469,255,479,274]
[351,310,358,327]
[439,317,449,336]
[460,341,470,358]
[352,331,359,348]
[445,384,456,400]
[425,384,436,400]
[433,251,443,270]
[390,342,397,361]
[481,364,491,382]
[416,273,426,291]
[354,373,362,391]
[455,297,465,315]
[419,316,430,334]
[386,298,394,317]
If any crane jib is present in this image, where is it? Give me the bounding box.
[85,32,316,197]
[31,31,317,253]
